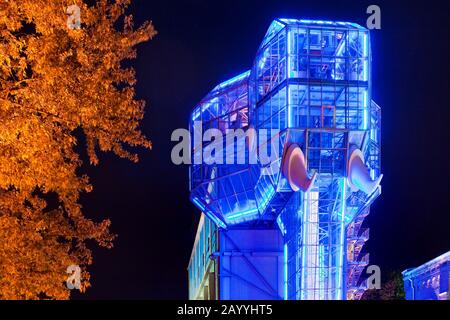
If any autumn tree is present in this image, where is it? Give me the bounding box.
[361,271,406,300]
[0,0,155,299]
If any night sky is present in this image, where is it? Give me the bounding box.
[74,0,450,299]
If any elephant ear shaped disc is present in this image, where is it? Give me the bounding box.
[282,144,317,192]
[347,148,383,195]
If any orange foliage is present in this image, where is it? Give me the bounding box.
[0,0,155,299]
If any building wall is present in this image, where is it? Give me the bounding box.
[403,251,449,300]
[188,217,284,300]
[218,228,284,300]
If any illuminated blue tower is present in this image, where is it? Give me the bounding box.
[188,18,382,300]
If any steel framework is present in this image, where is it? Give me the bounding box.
[188,18,382,300]
[402,251,450,300]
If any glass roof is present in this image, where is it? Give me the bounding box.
[191,70,250,122]
[277,18,366,30]
[259,18,367,50]
[259,20,286,49]
[212,70,250,92]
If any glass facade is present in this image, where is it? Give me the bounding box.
[252,20,370,146]
[188,214,218,300]
[190,71,263,227]
[189,18,382,300]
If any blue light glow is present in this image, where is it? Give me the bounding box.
[277,215,287,235]
[215,70,250,91]
[337,177,347,299]
[277,19,365,29]
[300,192,307,299]
[189,18,381,301]
[363,33,369,81]
[287,85,292,127]
[363,90,368,130]
[191,107,200,121]
[257,185,276,212]
[226,207,259,220]
[336,37,346,57]
[284,243,288,300]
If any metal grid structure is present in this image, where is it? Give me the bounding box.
[188,214,218,300]
[190,71,265,227]
[188,18,382,300]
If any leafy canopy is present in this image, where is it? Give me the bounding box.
[0,0,155,299]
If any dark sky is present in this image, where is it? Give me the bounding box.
[75,0,450,299]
